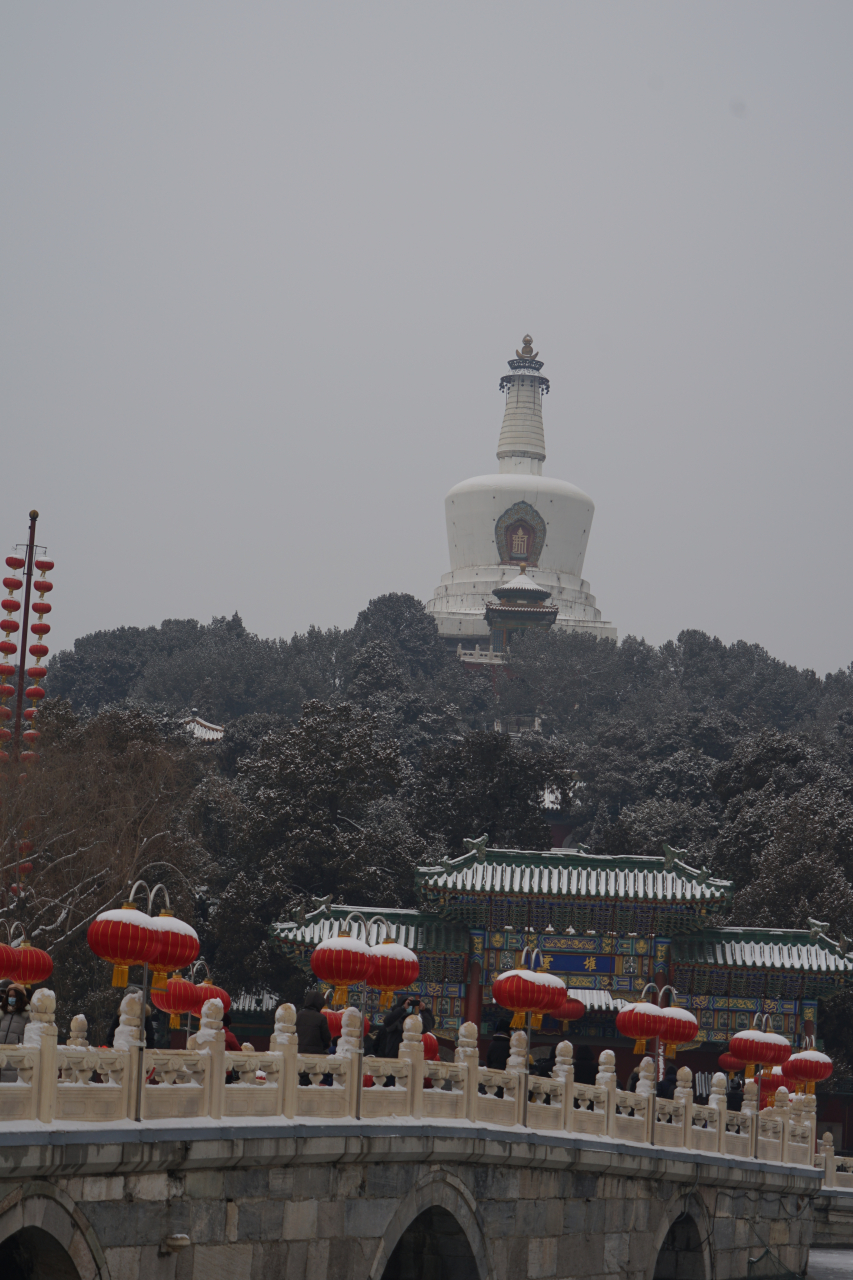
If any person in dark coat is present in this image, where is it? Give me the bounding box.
[105,988,155,1049]
[296,989,332,1055]
[572,1044,597,1085]
[626,1069,641,1093]
[486,1019,512,1070]
[376,995,435,1060]
[726,1078,743,1113]
[0,984,30,1083]
[656,1064,678,1100]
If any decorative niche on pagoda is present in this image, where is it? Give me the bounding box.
[427,335,616,654]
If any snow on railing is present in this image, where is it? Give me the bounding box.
[0,1001,832,1179]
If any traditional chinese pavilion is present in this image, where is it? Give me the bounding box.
[273,841,853,1081]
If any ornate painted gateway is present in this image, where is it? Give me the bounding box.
[273,843,853,1080]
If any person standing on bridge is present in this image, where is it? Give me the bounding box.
[376,995,435,1060]
[296,989,332,1055]
[0,983,30,1082]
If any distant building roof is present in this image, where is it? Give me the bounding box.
[181,713,225,742]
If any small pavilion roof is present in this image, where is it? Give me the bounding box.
[417,846,732,908]
[671,928,853,975]
[273,904,422,951]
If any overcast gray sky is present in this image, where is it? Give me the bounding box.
[2,4,851,676]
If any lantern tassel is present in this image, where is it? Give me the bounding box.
[151,971,168,990]
[633,1038,647,1055]
[332,984,349,1008]
[510,1011,526,1029]
[111,964,128,988]
[664,1043,676,1059]
[379,990,394,1011]
[169,1012,180,1029]
[530,1013,543,1031]
[745,1064,755,1079]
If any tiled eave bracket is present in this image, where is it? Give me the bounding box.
[671,926,853,979]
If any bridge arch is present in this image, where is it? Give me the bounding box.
[649,1193,713,1280]
[370,1172,490,1280]
[0,1183,108,1280]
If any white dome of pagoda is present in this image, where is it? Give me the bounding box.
[427,336,616,649]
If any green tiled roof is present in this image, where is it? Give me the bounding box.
[417,846,732,908]
[272,903,469,954]
[671,928,853,975]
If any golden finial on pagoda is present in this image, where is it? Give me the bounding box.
[516,335,538,359]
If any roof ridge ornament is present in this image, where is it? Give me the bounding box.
[462,834,489,863]
[808,917,830,944]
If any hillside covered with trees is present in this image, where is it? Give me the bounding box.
[8,594,853,1056]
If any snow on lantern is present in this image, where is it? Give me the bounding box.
[87,904,160,987]
[615,1001,666,1055]
[310,932,372,1007]
[192,979,231,1015]
[148,911,200,990]
[367,938,420,1010]
[729,1022,791,1079]
[786,1046,833,1093]
[659,1006,699,1058]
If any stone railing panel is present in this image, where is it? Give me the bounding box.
[422,1061,467,1121]
[528,1077,567,1132]
[224,1052,285,1118]
[613,1089,649,1144]
[723,1110,753,1160]
[571,1083,607,1136]
[689,1103,720,1154]
[475,1069,519,1127]
[654,1098,686,1149]
[757,1111,784,1163]
[141,1051,210,1121]
[295,1054,351,1119]
[55,1048,131,1123]
[361,1057,412,1119]
[0,1047,39,1122]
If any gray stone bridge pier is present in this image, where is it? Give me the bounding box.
[0,1121,821,1280]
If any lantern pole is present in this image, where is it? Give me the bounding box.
[12,510,38,757]
[127,879,154,1123]
[520,944,543,1129]
[340,910,379,1122]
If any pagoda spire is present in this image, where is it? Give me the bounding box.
[496,334,550,475]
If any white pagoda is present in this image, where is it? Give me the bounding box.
[426,336,616,654]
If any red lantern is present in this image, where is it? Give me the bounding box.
[34,559,54,573]
[25,687,45,703]
[760,1065,799,1102]
[786,1049,833,1093]
[0,729,10,743]
[0,685,15,700]
[29,644,48,660]
[729,1028,791,1077]
[1,599,21,613]
[34,581,53,595]
[367,938,420,1009]
[148,911,200,989]
[20,751,39,763]
[151,976,199,1029]
[0,707,11,721]
[193,979,231,1015]
[553,995,586,1025]
[422,1031,440,1061]
[19,862,33,876]
[719,1052,746,1074]
[492,969,553,1029]
[12,942,53,986]
[0,620,19,635]
[22,731,39,744]
[31,602,51,616]
[2,577,22,592]
[87,904,160,987]
[0,664,13,679]
[659,1006,699,1057]
[0,942,18,979]
[5,556,25,571]
[310,933,372,1007]
[18,840,34,854]
[615,1001,666,1054]
[27,667,47,681]
[0,641,17,656]
[30,623,50,636]
[23,709,35,721]
[322,1007,370,1039]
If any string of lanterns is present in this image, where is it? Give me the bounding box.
[309,929,420,1009]
[614,986,699,1058]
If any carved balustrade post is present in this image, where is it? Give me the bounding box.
[454,1021,480,1123]
[23,988,58,1125]
[551,1040,575,1133]
[818,1131,836,1187]
[707,1071,728,1154]
[742,1079,759,1159]
[635,1056,656,1144]
[336,1008,364,1119]
[272,1003,298,1119]
[596,1049,617,1138]
[398,1014,424,1119]
[674,1065,693,1150]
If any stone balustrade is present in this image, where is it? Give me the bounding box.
[0,1001,833,1180]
